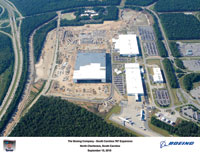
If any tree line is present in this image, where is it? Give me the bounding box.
[182,73,200,91]
[0,33,14,105]
[10,96,134,137]
[156,40,168,57]
[174,59,185,69]
[0,7,2,14]
[0,12,57,134]
[0,9,8,20]
[0,33,14,74]
[0,62,14,106]
[145,10,168,58]
[61,6,119,26]
[169,42,181,57]
[155,0,200,12]
[33,20,57,62]
[151,117,200,136]
[162,58,179,88]
[10,0,121,16]
[125,0,158,6]
[160,13,200,40]
[124,6,143,12]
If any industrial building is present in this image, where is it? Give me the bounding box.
[73,52,111,83]
[112,34,140,56]
[153,67,163,83]
[125,63,144,101]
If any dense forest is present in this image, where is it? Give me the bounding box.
[33,20,57,62]
[0,6,2,14]
[0,13,57,134]
[151,117,200,136]
[10,0,121,16]
[174,59,185,69]
[0,63,13,106]
[155,0,200,12]
[0,33,14,105]
[0,33,14,74]
[156,40,168,57]
[124,5,143,12]
[0,9,8,20]
[182,73,200,91]
[169,42,181,57]
[61,6,119,26]
[0,26,11,35]
[125,0,158,6]
[10,96,134,137]
[160,13,200,40]
[162,58,179,88]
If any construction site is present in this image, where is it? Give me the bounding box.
[34,9,151,115]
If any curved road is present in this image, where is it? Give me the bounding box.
[0,0,23,123]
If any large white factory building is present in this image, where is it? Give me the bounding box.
[125,63,144,101]
[112,34,140,57]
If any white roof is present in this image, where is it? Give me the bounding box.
[125,63,144,96]
[153,67,163,82]
[113,34,139,55]
[73,63,105,80]
[114,68,122,75]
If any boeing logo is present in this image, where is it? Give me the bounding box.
[160,141,194,149]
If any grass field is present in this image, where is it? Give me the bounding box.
[61,13,76,20]
[146,59,161,67]
[171,89,183,106]
[105,104,121,121]
[104,104,142,136]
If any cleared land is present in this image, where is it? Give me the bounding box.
[36,9,147,102]
[61,13,76,20]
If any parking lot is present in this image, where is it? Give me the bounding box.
[138,26,158,56]
[113,55,133,63]
[155,89,170,107]
[143,42,158,56]
[155,112,176,126]
[138,26,155,41]
[178,42,200,56]
[114,74,126,95]
[183,60,200,71]
[180,105,200,122]
[190,86,200,104]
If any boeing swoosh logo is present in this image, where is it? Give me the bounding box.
[160,141,194,149]
[160,141,168,148]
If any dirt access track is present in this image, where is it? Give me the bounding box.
[35,9,150,101]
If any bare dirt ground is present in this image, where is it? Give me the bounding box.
[35,9,149,102]
[35,29,57,81]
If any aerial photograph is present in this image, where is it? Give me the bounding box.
[0,0,200,138]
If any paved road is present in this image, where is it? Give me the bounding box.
[3,12,61,136]
[143,4,200,116]
[0,0,23,122]
[0,4,4,16]
[2,16,59,136]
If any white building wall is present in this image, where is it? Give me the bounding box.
[112,34,139,56]
[125,63,144,98]
[73,63,106,83]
